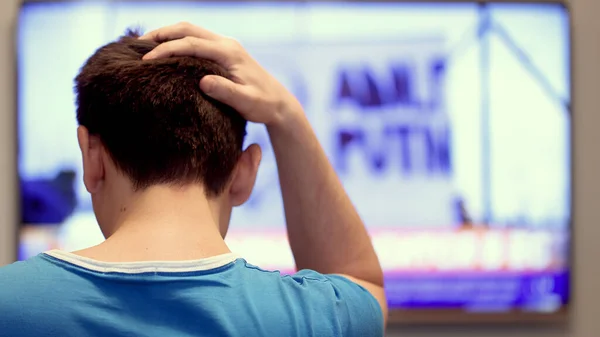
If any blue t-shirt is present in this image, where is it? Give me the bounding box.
[0,251,383,337]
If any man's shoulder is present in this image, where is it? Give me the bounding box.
[238,262,384,336]
[0,255,48,280]
[0,254,75,304]
[0,255,75,335]
[239,260,382,310]
[0,255,59,297]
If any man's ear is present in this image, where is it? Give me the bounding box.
[77,126,105,194]
[228,144,262,207]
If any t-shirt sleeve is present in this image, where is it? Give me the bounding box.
[286,269,384,337]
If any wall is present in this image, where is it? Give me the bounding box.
[0,0,17,269]
[1,0,599,336]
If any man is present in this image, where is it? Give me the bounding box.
[0,23,387,336]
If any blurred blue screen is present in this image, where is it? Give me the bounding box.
[18,1,570,313]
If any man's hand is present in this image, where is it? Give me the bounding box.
[141,22,302,127]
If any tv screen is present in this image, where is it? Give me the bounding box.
[17,1,571,323]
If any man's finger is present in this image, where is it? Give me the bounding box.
[200,75,253,112]
[140,22,220,42]
[143,37,228,64]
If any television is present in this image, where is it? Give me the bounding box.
[17,0,571,324]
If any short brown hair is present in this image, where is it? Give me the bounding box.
[75,29,246,196]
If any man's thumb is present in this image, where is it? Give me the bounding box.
[200,75,236,104]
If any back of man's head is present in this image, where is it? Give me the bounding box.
[75,29,246,196]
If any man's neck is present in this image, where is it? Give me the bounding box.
[75,186,231,262]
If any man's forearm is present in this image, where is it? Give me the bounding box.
[267,110,384,286]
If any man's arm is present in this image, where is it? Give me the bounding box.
[267,107,388,321]
[267,111,382,282]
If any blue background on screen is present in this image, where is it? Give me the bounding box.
[17,1,570,311]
